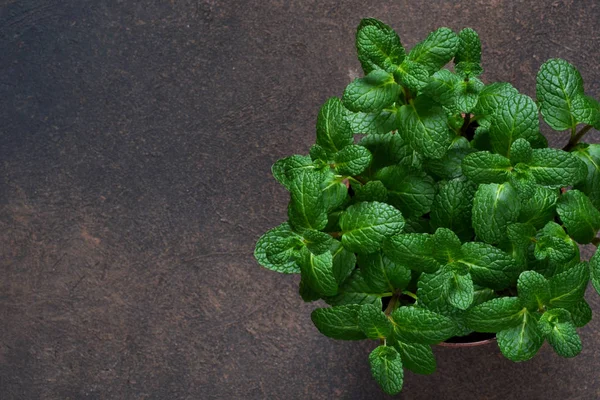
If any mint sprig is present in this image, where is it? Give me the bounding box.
[255,18,600,395]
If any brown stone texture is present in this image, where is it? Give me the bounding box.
[1,0,600,399]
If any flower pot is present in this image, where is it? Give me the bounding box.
[438,332,496,348]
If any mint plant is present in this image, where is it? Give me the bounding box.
[254,18,600,395]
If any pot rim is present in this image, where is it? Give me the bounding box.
[438,336,496,348]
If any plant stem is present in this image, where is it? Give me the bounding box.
[592,237,600,247]
[403,290,418,300]
[563,124,593,151]
[327,231,341,238]
[384,294,400,316]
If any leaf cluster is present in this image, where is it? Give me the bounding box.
[255,18,600,395]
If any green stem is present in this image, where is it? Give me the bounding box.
[564,124,593,151]
[403,290,418,300]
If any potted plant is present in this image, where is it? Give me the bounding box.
[254,18,600,395]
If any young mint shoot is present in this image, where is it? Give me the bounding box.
[255,18,600,395]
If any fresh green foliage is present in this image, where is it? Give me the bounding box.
[368,345,404,395]
[255,19,600,395]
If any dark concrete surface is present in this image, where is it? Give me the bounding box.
[1,0,600,399]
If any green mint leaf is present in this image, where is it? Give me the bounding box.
[536,58,585,131]
[394,59,430,93]
[461,151,512,184]
[324,269,385,308]
[408,27,459,74]
[534,221,578,264]
[346,108,398,136]
[423,69,461,108]
[358,133,411,172]
[538,308,582,358]
[430,179,477,240]
[501,222,537,266]
[509,138,533,165]
[334,144,373,175]
[299,275,321,302]
[497,310,543,362]
[454,28,481,66]
[321,172,349,212]
[497,225,529,270]
[548,263,589,308]
[340,201,405,254]
[466,297,525,332]
[417,271,495,336]
[432,228,463,264]
[316,97,354,156]
[393,341,436,375]
[455,78,484,113]
[272,155,322,189]
[591,246,600,296]
[473,82,519,116]
[425,147,476,180]
[383,233,441,273]
[343,69,400,113]
[330,240,357,285]
[264,235,301,266]
[423,70,482,113]
[399,149,424,170]
[287,170,328,232]
[517,270,550,311]
[353,180,388,203]
[518,186,559,228]
[571,94,600,126]
[556,189,600,244]
[398,95,452,159]
[568,299,593,328]
[358,251,411,292]
[416,269,456,313]
[310,144,330,162]
[540,252,582,280]
[376,165,436,217]
[446,268,475,310]
[573,144,600,210]
[255,223,302,273]
[311,304,366,340]
[358,304,394,339]
[369,346,404,395]
[403,215,432,234]
[472,182,521,244]
[297,247,338,296]
[460,242,520,290]
[390,306,457,344]
[508,166,537,199]
[302,229,334,255]
[455,61,483,78]
[356,18,406,74]
[528,148,587,187]
[489,93,539,156]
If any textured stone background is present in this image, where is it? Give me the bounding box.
[1,0,600,399]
